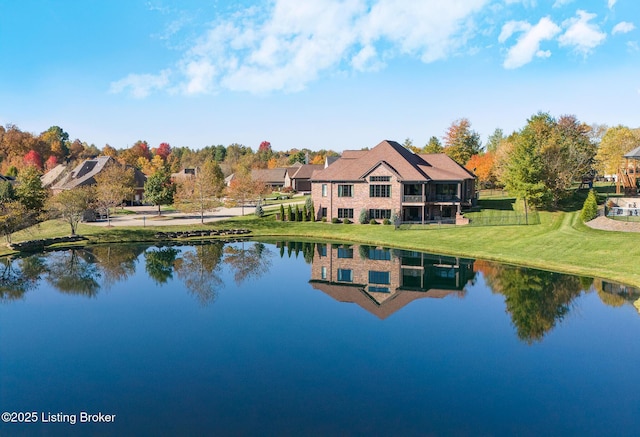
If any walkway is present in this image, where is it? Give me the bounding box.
[84,205,252,227]
[586,215,640,233]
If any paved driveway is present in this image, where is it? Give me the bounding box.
[84,201,303,227]
[84,205,250,227]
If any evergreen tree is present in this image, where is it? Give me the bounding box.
[287,204,294,221]
[359,208,368,224]
[255,200,264,218]
[581,190,598,222]
[279,203,285,221]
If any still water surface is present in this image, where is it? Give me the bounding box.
[0,241,639,436]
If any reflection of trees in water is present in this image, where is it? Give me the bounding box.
[46,250,101,297]
[277,241,315,264]
[224,242,272,285]
[174,243,224,306]
[0,255,47,302]
[477,260,584,343]
[91,245,146,289]
[144,247,179,285]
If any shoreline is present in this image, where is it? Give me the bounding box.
[5,211,640,288]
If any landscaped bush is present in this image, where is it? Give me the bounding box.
[321,216,327,222]
[331,217,341,224]
[343,218,352,224]
[581,189,598,222]
[369,219,378,225]
[359,208,368,224]
[382,218,392,225]
[254,201,264,218]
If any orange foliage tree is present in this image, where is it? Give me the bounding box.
[465,152,497,189]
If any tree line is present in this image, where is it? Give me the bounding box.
[404,115,639,211]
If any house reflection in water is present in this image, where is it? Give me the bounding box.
[309,243,475,319]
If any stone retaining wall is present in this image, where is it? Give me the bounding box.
[10,236,88,252]
[154,229,251,239]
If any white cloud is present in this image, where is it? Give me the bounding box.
[109,70,171,98]
[628,41,639,52]
[608,0,617,9]
[558,10,606,55]
[500,17,561,69]
[112,0,493,96]
[498,20,531,43]
[612,21,636,35]
[552,0,574,8]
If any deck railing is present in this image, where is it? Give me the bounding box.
[402,195,425,203]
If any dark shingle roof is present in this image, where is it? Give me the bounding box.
[311,140,475,182]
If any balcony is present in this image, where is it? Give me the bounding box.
[431,194,460,203]
[402,195,425,203]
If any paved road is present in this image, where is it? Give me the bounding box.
[84,202,301,227]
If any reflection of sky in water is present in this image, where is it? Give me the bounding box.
[0,242,639,436]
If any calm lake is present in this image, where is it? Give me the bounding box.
[1,241,639,436]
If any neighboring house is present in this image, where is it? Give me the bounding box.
[171,168,197,181]
[40,164,68,188]
[288,164,323,193]
[251,168,289,190]
[324,156,339,168]
[310,140,476,224]
[224,173,235,187]
[48,156,147,204]
[308,243,475,319]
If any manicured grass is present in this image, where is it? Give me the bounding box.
[4,185,639,287]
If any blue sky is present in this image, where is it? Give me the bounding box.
[0,0,638,152]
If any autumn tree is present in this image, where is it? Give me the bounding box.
[45,155,58,170]
[47,186,96,236]
[23,150,43,170]
[0,201,34,243]
[94,162,136,225]
[40,126,70,160]
[225,170,268,216]
[465,152,497,189]
[102,144,118,157]
[144,168,176,215]
[594,126,640,176]
[423,136,443,154]
[443,118,482,165]
[174,161,225,224]
[498,112,596,209]
[154,142,172,161]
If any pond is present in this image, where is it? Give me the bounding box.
[0,241,639,436]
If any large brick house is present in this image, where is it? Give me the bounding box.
[310,140,476,224]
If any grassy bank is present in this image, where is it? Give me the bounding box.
[4,186,639,287]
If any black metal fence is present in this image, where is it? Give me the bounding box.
[467,212,540,226]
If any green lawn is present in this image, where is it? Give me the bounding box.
[5,185,639,287]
